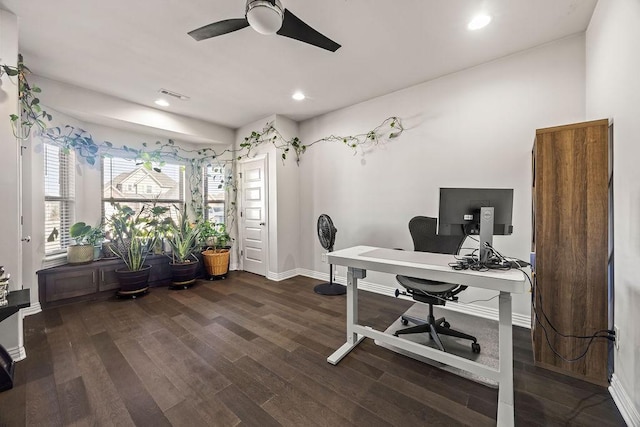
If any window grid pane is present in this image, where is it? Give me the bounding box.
[204,165,226,224]
[44,143,75,255]
[102,157,185,226]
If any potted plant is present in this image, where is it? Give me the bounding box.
[200,222,231,279]
[166,206,200,289]
[147,204,173,254]
[67,222,104,264]
[106,203,159,297]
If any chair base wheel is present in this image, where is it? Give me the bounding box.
[401,318,409,326]
[442,321,450,328]
[472,342,481,353]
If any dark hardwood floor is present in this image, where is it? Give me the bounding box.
[0,272,625,426]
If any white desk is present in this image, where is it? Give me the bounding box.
[327,246,527,427]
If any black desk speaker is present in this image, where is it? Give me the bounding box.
[0,344,15,392]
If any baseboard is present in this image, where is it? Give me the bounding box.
[609,374,640,426]
[6,345,26,362]
[296,268,329,282]
[21,302,42,317]
[296,269,531,329]
[266,269,299,282]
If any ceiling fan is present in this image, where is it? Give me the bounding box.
[188,0,341,52]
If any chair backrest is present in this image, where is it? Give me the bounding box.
[408,216,465,255]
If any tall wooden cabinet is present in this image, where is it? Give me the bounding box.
[531,119,611,386]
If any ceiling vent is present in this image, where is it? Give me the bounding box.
[158,88,190,101]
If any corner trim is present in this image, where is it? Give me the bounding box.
[6,345,26,361]
[609,374,640,427]
[266,269,298,282]
[21,303,42,317]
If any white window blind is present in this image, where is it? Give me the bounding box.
[44,143,75,255]
[102,156,185,222]
[204,164,226,224]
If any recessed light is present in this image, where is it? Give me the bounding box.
[154,99,170,107]
[292,91,306,101]
[468,14,491,30]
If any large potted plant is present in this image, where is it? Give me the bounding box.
[107,204,158,297]
[166,206,200,289]
[67,222,104,264]
[200,222,231,279]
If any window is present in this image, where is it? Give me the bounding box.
[102,156,185,222]
[44,143,75,255]
[204,164,226,224]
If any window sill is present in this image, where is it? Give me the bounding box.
[43,252,68,269]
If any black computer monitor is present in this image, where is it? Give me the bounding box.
[438,188,514,263]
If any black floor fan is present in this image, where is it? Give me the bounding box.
[314,214,346,295]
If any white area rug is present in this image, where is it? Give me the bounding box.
[378,303,500,387]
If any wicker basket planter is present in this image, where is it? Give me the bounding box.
[201,248,230,278]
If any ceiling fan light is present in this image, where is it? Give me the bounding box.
[246,0,283,35]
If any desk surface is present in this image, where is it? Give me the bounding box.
[0,289,31,323]
[327,246,527,294]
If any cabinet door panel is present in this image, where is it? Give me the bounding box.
[46,270,97,302]
[99,266,121,292]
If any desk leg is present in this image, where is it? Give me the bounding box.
[327,267,366,365]
[497,291,514,427]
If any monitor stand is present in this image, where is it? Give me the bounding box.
[478,206,494,264]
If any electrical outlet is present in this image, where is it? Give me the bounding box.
[321,252,328,263]
[614,325,620,350]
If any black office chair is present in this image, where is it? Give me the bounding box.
[394,216,481,353]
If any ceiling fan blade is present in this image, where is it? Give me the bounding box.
[188,18,250,41]
[277,9,341,52]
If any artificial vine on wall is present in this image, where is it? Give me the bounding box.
[0,54,52,140]
[1,56,405,224]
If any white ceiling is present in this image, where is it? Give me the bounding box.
[0,0,597,130]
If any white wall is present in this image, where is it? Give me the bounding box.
[298,35,587,318]
[273,115,300,274]
[30,75,235,146]
[23,109,87,303]
[0,9,24,358]
[586,0,640,419]
[235,115,278,274]
[234,115,301,278]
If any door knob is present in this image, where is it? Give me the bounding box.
[21,236,31,242]
[259,222,265,226]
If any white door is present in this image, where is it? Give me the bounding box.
[240,156,267,276]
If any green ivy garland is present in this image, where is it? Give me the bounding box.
[1,57,405,226]
[0,54,52,140]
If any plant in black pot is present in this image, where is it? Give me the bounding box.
[106,204,158,298]
[200,222,231,279]
[68,222,104,264]
[166,206,200,289]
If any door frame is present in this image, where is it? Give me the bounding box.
[237,154,269,275]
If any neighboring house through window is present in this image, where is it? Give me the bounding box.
[102,156,185,224]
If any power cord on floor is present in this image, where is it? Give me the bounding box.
[518,267,615,362]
